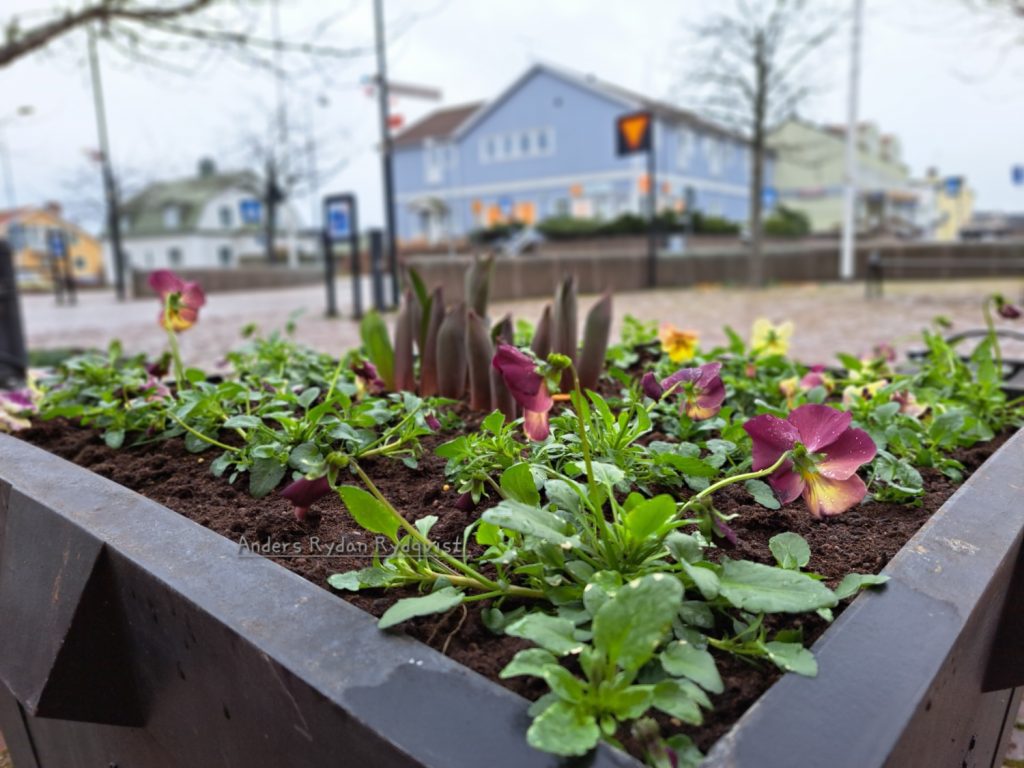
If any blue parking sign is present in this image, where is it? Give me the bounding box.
[762,186,778,209]
[47,229,66,257]
[327,200,352,239]
[240,198,262,224]
[1013,166,1024,186]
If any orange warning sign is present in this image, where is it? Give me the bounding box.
[616,111,652,155]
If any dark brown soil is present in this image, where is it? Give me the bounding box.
[14,419,1011,756]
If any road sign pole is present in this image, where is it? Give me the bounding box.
[348,203,363,321]
[322,230,337,318]
[0,239,28,387]
[647,133,657,289]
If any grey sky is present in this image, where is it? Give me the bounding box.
[1,0,1022,234]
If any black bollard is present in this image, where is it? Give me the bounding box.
[369,228,386,313]
[0,240,28,387]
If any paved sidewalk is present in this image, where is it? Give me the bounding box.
[17,276,1024,369]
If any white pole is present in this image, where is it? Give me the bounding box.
[840,0,863,280]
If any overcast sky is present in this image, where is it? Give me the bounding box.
[2,0,1023,233]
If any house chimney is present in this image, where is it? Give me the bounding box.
[198,158,217,178]
[44,201,62,216]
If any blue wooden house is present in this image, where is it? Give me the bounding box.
[392,63,769,246]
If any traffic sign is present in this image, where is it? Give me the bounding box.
[944,177,962,197]
[240,198,262,225]
[762,187,778,209]
[616,111,652,156]
[326,199,352,239]
[1013,165,1024,186]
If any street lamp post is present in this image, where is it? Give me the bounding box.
[0,105,34,209]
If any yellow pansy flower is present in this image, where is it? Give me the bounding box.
[658,324,700,363]
[750,319,794,358]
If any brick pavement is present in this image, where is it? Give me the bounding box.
[17,276,1024,369]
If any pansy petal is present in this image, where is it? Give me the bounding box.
[280,475,332,510]
[661,367,700,389]
[769,462,804,505]
[801,473,868,518]
[788,403,852,452]
[492,344,552,412]
[817,427,877,480]
[641,372,663,400]
[687,379,725,421]
[148,269,185,297]
[743,414,799,470]
[181,281,207,310]
[523,409,550,441]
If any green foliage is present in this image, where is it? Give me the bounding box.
[763,205,811,238]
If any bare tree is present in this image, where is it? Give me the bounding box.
[679,0,840,286]
[0,0,220,68]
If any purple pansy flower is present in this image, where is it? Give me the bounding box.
[149,269,205,332]
[491,344,554,441]
[642,362,725,421]
[743,404,876,519]
[280,475,331,522]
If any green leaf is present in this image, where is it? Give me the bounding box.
[505,613,583,656]
[500,462,541,505]
[593,574,683,673]
[764,641,818,676]
[604,685,654,719]
[288,442,323,473]
[360,310,395,389]
[652,679,703,725]
[542,666,586,703]
[745,478,781,510]
[544,479,582,514]
[656,454,718,477]
[500,648,559,679]
[378,586,463,629]
[526,701,600,757]
[297,387,320,409]
[338,485,400,543]
[103,429,125,449]
[718,558,837,613]
[624,494,677,541]
[661,641,723,694]
[834,572,890,601]
[680,560,720,600]
[590,461,625,487]
[224,414,262,429]
[481,410,505,434]
[768,532,811,570]
[249,457,285,498]
[482,500,575,546]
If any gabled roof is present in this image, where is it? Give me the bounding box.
[122,169,261,237]
[392,102,484,148]
[450,62,749,145]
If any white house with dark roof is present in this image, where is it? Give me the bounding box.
[391,62,769,245]
[104,160,309,280]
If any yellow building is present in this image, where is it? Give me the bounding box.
[0,204,104,288]
[929,170,974,242]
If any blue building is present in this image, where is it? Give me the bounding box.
[392,63,769,246]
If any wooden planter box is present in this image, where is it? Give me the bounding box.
[0,430,1021,768]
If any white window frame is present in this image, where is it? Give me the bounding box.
[424,139,444,184]
[677,127,694,169]
[163,205,181,229]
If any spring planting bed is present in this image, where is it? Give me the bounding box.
[14,418,1011,755]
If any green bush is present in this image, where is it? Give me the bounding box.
[763,206,810,238]
[468,221,524,245]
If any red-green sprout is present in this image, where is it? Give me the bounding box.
[491,344,558,441]
[642,361,725,421]
[149,269,205,390]
[743,403,877,519]
[995,295,1021,320]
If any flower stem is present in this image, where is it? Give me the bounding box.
[349,459,501,591]
[167,410,238,453]
[164,303,186,392]
[680,451,791,514]
[983,297,1004,378]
